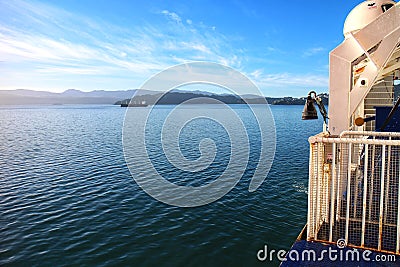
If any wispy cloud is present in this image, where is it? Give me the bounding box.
[0,1,244,90]
[247,69,328,96]
[250,69,263,79]
[161,10,183,25]
[259,73,328,87]
[302,47,325,57]
[0,0,328,94]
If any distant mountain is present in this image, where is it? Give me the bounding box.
[116,91,242,105]
[115,91,326,106]
[0,88,329,106]
[60,89,87,97]
[4,85,400,106]
[269,93,329,105]
[59,89,158,98]
[0,89,158,105]
[169,89,215,96]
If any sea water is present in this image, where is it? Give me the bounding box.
[0,104,322,266]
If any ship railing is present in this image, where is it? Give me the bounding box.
[307,131,400,254]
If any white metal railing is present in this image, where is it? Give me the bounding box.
[307,131,400,253]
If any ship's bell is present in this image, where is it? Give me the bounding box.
[302,95,318,120]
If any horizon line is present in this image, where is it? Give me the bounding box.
[0,88,329,98]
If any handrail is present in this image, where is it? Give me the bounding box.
[339,131,400,138]
[309,136,400,145]
[307,130,400,254]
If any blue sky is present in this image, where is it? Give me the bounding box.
[0,0,372,97]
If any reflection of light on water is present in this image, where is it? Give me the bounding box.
[293,181,308,194]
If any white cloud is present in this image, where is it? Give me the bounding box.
[303,47,325,57]
[181,42,211,54]
[5,1,330,94]
[250,69,263,79]
[245,71,328,93]
[0,1,247,91]
[265,46,285,55]
[161,10,182,24]
[0,1,249,91]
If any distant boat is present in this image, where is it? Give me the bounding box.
[120,100,148,107]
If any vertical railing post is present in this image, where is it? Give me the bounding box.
[315,143,321,238]
[361,144,369,247]
[378,145,386,251]
[329,143,337,242]
[336,144,342,222]
[384,138,391,224]
[345,144,352,242]
[307,143,314,240]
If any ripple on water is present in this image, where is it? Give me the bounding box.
[0,105,322,266]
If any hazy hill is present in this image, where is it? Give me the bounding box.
[116,91,257,105]
[115,91,329,106]
[0,89,156,105]
[0,88,329,106]
[1,84,398,106]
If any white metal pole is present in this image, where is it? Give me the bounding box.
[378,145,386,251]
[361,144,369,247]
[345,144,352,242]
[329,143,337,242]
[307,143,314,240]
[384,138,391,224]
[336,144,342,222]
[315,143,321,238]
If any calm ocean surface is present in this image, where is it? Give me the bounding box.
[0,104,322,266]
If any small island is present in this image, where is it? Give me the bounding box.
[115,91,330,106]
